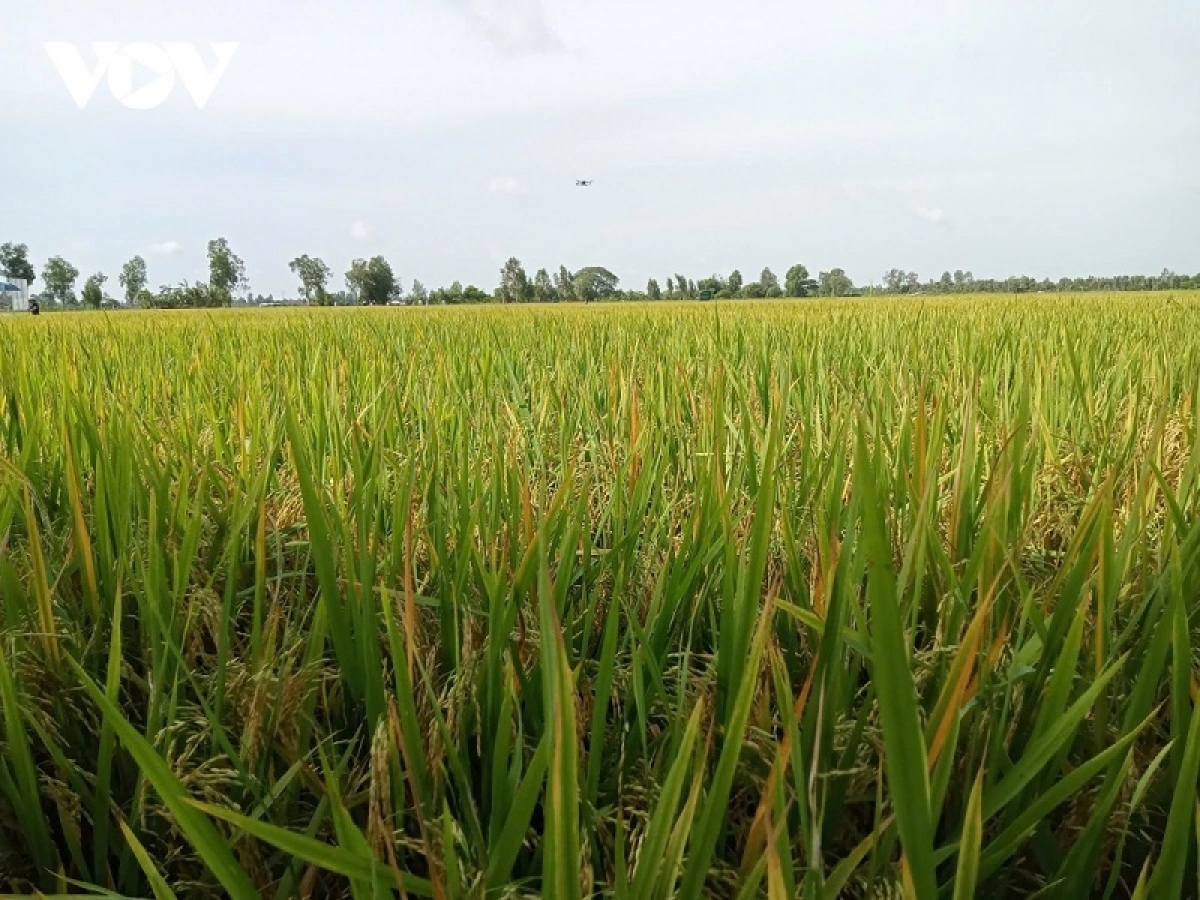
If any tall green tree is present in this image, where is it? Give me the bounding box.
[80,272,107,309]
[119,255,147,306]
[818,268,854,297]
[289,255,332,305]
[346,259,369,303]
[728,269,743,296]
[533,268,556,303]
[41,256,79,305]
[347,256,398,305]
[499,257,532,303]
[207,238,247,306]
[0,242,35,284]
[784,264,816,297]
[409,279,429,306]
[647,278,662,300]
[555,266,577,302]
[574,267,620,302]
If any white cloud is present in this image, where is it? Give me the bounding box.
[148,240,181,256]
[488,175,526,196]
[350,220,370,241]
[462,0,564,55]
[913,205,946,224]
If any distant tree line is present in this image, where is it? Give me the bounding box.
[0,239,250,310]
[876,268,1200,295]
[3,238,1198,311]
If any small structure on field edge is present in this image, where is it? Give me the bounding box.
[1,278,30,312]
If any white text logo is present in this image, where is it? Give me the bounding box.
[43,42,239,110]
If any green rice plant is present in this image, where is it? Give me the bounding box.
[0,293,1198,897]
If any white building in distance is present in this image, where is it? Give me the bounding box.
[1,278,30,312]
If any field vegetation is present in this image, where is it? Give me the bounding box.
[1,295,1198,898]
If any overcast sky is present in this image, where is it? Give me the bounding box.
[4,0,1199,298]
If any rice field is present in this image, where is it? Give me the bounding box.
[1,295,1198,898]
